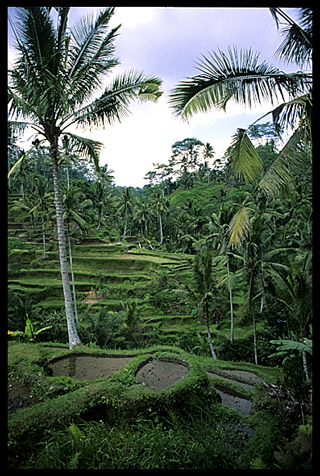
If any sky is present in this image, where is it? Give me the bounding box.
[8,7,301,188]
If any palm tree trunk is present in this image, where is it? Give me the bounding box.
[302,350,309,381]
[41,210,46,260]
[159,213,163,244]
[50,140,81,349]
[252,307,258,365]
[123,212,128,239]
[67,223,79,329]
[226,257,234,343]
[204,300,217,359]
[97,206,102,230]
[249,273,258,364]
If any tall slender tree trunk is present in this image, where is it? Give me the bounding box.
[20,182,24,201]
[159,213,163,244]
[302,350,309,381]
[204,300,217,359]
[67,223,79,329]
[50,140,81,349]
[252,308,258,365]
[249,273,258,364]
[123,211,128,239]
[226,256,234,343]
[41,210,46,260]
[97,206,102,230]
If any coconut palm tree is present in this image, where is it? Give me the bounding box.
[268,251,312,379]
[169,8,312,217]
[62,185,92,327]
[135,197,153,239]
[117,187,134,240]
[188,250,218,359]
[91,165,114,230]
[152,190,169,245]
[230,200,293,364]
[27,176,54,260]
[206,209,237,343]
[8,7,162,348]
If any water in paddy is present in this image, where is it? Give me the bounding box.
[49,354,134,380]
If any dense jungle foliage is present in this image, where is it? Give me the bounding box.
[8,7,312,470]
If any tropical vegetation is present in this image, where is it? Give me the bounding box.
[8,7,312,470]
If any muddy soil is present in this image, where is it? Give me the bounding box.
[9,352,262,417]
[8,379,40,413]
[49,354,135,380]
[135,359,189,392]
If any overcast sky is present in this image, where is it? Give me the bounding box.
[8,7,301,187]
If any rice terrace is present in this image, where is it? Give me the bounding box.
[8,6,312,470]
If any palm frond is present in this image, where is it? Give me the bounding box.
[69,7,117,74]
[67,8,121,106]
[271,92,312,136]
[259,126,306,197]
[63,133,103,170]
[13,7,56,71]
[71,71,162,129]
[169,46,303,120]
[269,8,312,68]
[8,149,33,178]
[229,128,263,183]
[227,206,252,248]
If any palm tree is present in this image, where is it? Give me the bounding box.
[269,252,312,379]
[202,142,215,182]
[206,209,237,343]
[152,190,169,245]
[117,187,134,240]
[135,197,153,238]
[27,176,54,260]
[62,185,92,328]
[8,7,162,348]
[169,8,312,213]
[91,165,114,230]
[230,201,293,364]
[188,250,218,359]
[8,148,35,202]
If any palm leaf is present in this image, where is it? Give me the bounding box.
[67,8,121,106]
[12,7,56,71]
[8,149,32,178]
[227,206,252,248]
[259,126,306,197]
[270,92,312,133]
[68,7,118,77]
[71,71,162,129]
[229,128,263,183]
[63,132,103,170]
[270,338,312,355]
[269,8,312,68]
[169,46,305,120]
[8,120,29,143]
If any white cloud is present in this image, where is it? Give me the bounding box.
[110,7,158,30]
[91,96,192,187]
[90,92,282,187]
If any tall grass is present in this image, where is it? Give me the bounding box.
[18,403,249,469]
